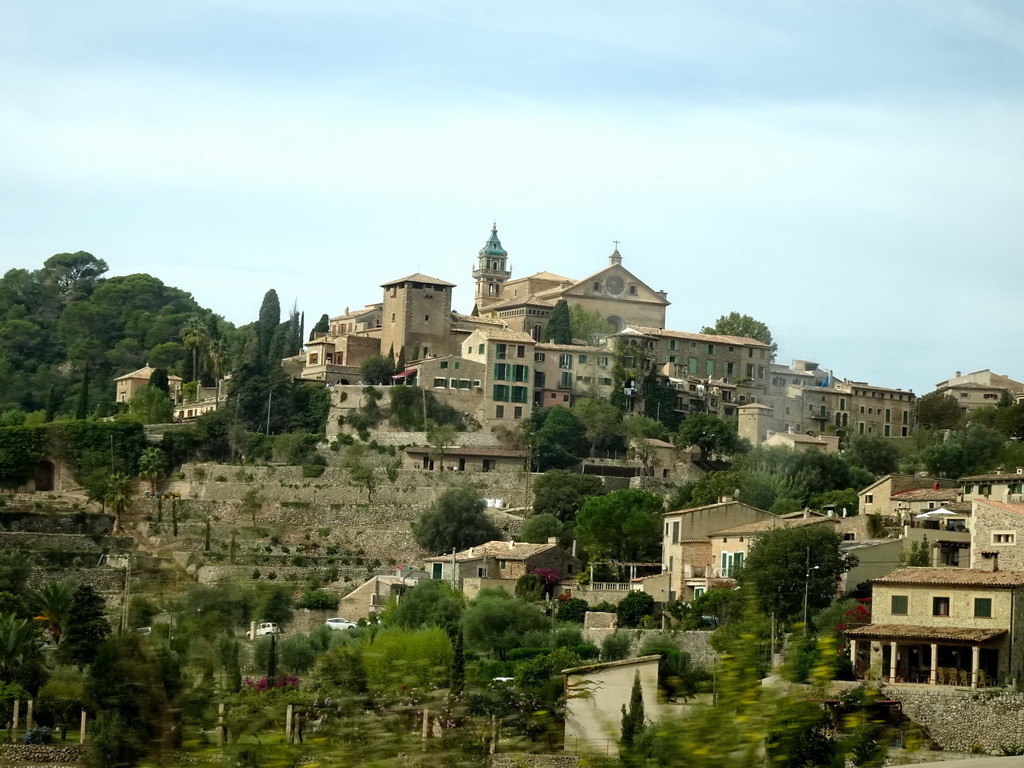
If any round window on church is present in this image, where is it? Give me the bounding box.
[605,276,624,295]
[606,315,624,332]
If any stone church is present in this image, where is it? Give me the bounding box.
[472,225,669,339]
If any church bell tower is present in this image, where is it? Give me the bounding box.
[472,223,511,312]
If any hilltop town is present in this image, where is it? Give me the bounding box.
[2,234,1024,767]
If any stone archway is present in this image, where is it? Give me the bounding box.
[33,460,55,492]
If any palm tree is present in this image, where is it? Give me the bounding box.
[104,472,135,533]
[205,336,229,383]
[0,613,41,683]
[181,315,208,385]
[31,580,76,644]
[138,447,166,495]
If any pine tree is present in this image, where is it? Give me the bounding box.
[545,300,572,344]
[59,585,111,668]
[75,366,90,420]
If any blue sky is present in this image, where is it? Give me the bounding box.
[1,1,1022,394]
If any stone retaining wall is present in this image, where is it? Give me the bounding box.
[882,684,1024,754]
[0,531,132,553]
[0,509,112,535]
[490,756,579,768]
[0,742,87,765]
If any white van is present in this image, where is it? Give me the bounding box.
[248,622,281,640]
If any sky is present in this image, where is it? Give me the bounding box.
[1,1,1022,395]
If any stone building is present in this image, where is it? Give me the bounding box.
[423,539,581,590]
[114,365,183,404]
[960,469,1024,504]
[847,566,1024,688]
[932,369,1024,416]
[858,475,957,518]
[661,501,774,603]
[969,500,1024,571]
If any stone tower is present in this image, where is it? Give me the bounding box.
[472,223,512,312]
[379,273,456,364]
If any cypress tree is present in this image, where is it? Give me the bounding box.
[257,290,281,363]
[450,629,465,695]
[545,300,572,344]
[44,385,57,422]
[150,368,170,394]
[75,366,90,420]
[267,633,278,688]
[310,313,329,340]
[620,670,646,750]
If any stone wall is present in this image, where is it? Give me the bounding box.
[0,531,132,553]
[883,684,1024,754]
[579,628,717,670]
[490,756,579,768]
[0,743,87,766]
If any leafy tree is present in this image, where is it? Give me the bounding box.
[342,442,378,501]
[739,524,857,622]
[922,423,1005,478]
[461,590,550,659]
[916,392,964,430]
[675,413,743,460]
[545,299,572,344]
[360,354,396,385]
[701,312,776,359]
[527,406,588,471]
[807,488,859,516]
[569,304,612,342]
[310,313,330,340]
[572,397,624,456]
[616,591,655,628]
[620,670,647,753]
[58,585,111,668]
[625,415,670,476]
[279,635,316,674]
[362,626,453,693]
[843,434,901,476]
[519,513,569,546]
[426,420,457,470]
[385,579,464,636]
[412,486,501,555]
[899,536,930,567]
[532,469,606,522]
[575,489,664,561]
[128,384,174,424]
[556,597,589,623]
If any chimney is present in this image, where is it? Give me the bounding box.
[979,551,999,572]
[508,540,514,549]
[468,546,474,556]
[547,537,559,545]
[955,371,961,378]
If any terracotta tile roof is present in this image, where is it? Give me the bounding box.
[944,501,973,513]
[467,327,536,343]
[973,500,1024,516]
[423,540,563,563]
[873,567,1024,587]
[484,296,557,311]
[709,516,838,537]
[451,312,506,326]
[114,365,183,382]
[403,446,525,458]
[961,472,1024,482]
[663,501,769,517]
[535,342,610,352]
[892,488,961,502]
[621,325,770,349]
[845,624,1007,643]
[380,273,456,288]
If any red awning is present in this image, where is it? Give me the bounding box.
[393,369,418,379]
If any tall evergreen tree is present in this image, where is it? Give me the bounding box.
[256,289,281,364]
[75,366,90,419]
[545,300,572,344]
[149,368,170,394]
[450,629,466,695]
[620,670,646,751]
[59,585,111,668]
[309,313,330,340]
[44,385,56,422]
[267,633,278,687]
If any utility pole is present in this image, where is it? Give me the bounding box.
[803,546,819,634]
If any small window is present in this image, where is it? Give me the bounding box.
[499,560,507,569]
[478,344,485,354]
[440,361,448,369]
[932,596,950,617]
[993,532,1016,545]
[535,352,546,362]
[495,405,505,418]
[513,406,523,420]
[890,595,908,615]
[865,494,873,504]
[578,354,588,364]
[424,315,429,321]
[433,377,447,388]
[974,598,992,618]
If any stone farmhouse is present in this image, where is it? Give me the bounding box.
[847,566,1024,688]
[115,365,183,404]
[422,538,582,595]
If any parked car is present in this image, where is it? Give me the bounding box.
[249,622,281,639]
[325,618,357,631]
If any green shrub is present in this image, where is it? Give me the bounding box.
[616,591,655,628]
[590,601,618,613]
[601,631,631,661]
